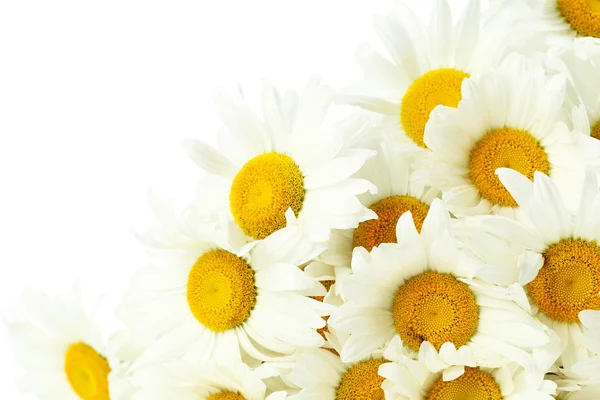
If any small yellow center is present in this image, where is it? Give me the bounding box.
[401,68,470,147]
[392,272,479,352]
[229,152,305,240]
[426,367,503,400]
[336,359,386,400]
[207,392,246,400]
[591,120,600,140]
[352,196,430,252]
[187,249,257,332]
[557,0,600,37]
[469,127,550,207]
[64,342,111,400]
[528,239,600,323]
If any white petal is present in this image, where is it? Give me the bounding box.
[183,138,236,176]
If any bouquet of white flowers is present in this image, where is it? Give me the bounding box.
[7,1,600,399]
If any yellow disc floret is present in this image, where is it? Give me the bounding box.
[469,127,550,207]
[64,342,111,400]
[353,196,430,252]
[230,152,305,240]
[528,238,600,323]
[557,0,600,38]
[187,249,257,332]
[591,120,600,140]
[336,359,386,400]
[401,68,470,147]
[426,367,503,400]
[207,392,246,400]
[393,272,479,352]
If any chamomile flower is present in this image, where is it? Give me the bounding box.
[5,287,121,400]
[118,192,331,369]
[184,77,376,246]
[473,168,600,368]
[328,199,552,371]
[283,348,386,400]
[379,354,557,399]
[422,54,599,217]
[339,0,532,149]
[524,0,600,41]
[130,360,286,400]
[319,138,439,296]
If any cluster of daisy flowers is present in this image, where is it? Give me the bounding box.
[8,0,600,399]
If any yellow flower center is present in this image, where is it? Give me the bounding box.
[392,272,479,352]
[187,249,257,332]
[401,68,470,147]
[352,196,430,252]
[64,342,111,400]
[591,120,600,140]
[528,239,600,323]
[557,0,600,37]
[468,127,550,207]
[426,367,503,400]
[229,152,305,240]
[336,359,386,400]
[207,392,246,400]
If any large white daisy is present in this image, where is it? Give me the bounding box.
[5,286,122,400]
[328,199,552,371]
[318,137,439,296]
[380,351,557,399]
[118,192,331,370]
[469,168,600,369]
[338,0,533,150]
[129,360,286,400]
[184,76,376,245]
[422,53,600,217]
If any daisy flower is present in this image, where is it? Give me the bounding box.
[422,53,599,217]
[338,0,533,149]
[118,192,331,369]
[328,199,552,371]
[524,0,600,41]
[184,76,376,245]
[5,286,122,400]
[283,348,386,400]
[472,168,600,368]
[379,352,557,399]
[319,137,439,295]
[129,360,286,400]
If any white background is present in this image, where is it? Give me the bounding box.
[0,1,458,397]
